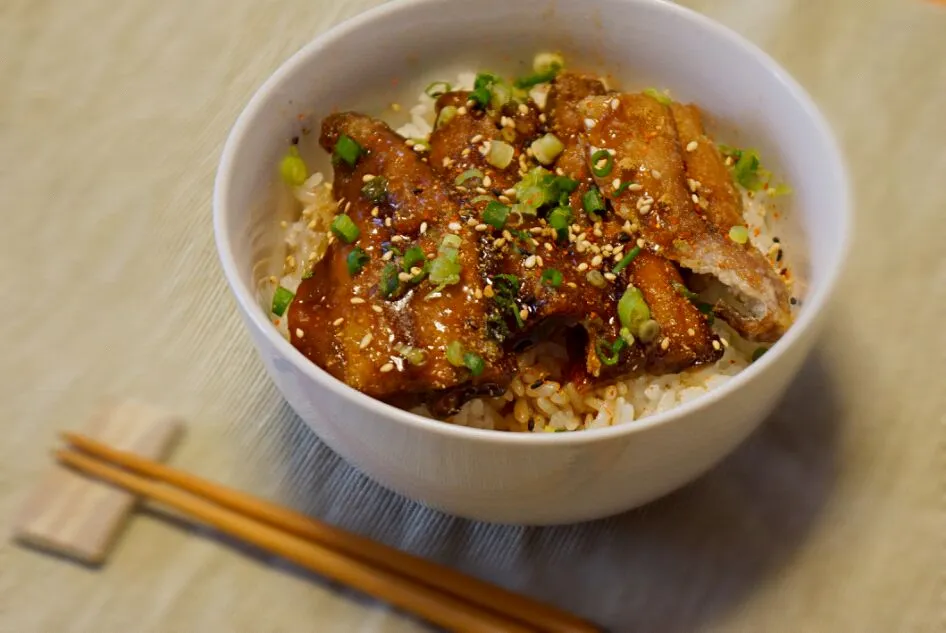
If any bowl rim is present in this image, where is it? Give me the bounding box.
[213,0,852,446]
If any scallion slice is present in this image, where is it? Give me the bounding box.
[470,73,499,108]
[486,140,514,169]
[435,105,458,129]
[638,319,661,343]
[728,225,749,244]
[752,347,769,362]
[590,149,614,177]
[547,206,571,240]
[425,81,452,98]
[595,337,627,366]
[446,340,465,367]
[483,201,510,229]
[643,88,672,106]
[672,282,700,302]
[379,263,400,298]
[463,352,485,377]
[427,234,462,296]
[455,168,484,186]
[530,133,564,165]
[346,247,370,276]
[582,186,605,219]
[402,245,425,271]
[333,134,363,167]
[618,285,651,335]
[540,268,563,288]
[611,246,641,274]
[271,286,294,316]
[360,176,388,203]
[279,146,307,186]
[614,180,636,195]
[331,214,359,243]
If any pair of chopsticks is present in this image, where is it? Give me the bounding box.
[58,434,597,632]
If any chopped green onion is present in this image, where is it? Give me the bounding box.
[643,88,672,106]
[512,167,578,215]
[271,286,294,316]
[611,246,641,274]
[590,149,614,177]
[614,180,636,195]
[540,268,563,288]
[619,326,636,346]
[728,225,749,244]
[302,267,314,280]
[483,201,511,229]
[361,176,388,203]
[768,183,793,197]
[279,146,307,186]
[586,270,606,288]
[436,105,458,129]
[470,194,495,205]
[618,285,651,334]
[333,134,363,167]
[552,176,579,194]
[547,206,571,240]
[402,245,425,271]
[427,234,462,296]
[752,347,769,362]
[379,263,400,298]
[733,149,765,190]
[463,352,485,377]
[396,344,428,366]
[425,81,452,98]
[470,72,500,108]
[490,81,513,110]
[514,68,560,89]
[346,247,370,276]
[672,282,700,302]
[595,337,627,366]
[530,133,564,165]
[455,168,484,186]
[500,126,518,144]
[534,52,565,74]
[582,186,606,219]
[638,319,661,343]
[486,140,515,169]
[331,214,360,243]
[446,340,465,367]
[491,274,523,328]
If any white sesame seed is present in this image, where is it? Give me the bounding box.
[413,144,426,152]
[660,337,670,350]
[614,243,625,254]
[686,141,698,152]
[448,221,462,231]
[344,201,352,212]
[380,362,395,373]
[607,148,616,156]
[593,227,603,238]
[692,194,700,203]
[604,272,617,281]
[519,308,529,321]
[474,288,483,299]
[332,317,344,326]
[466,217,478,226]
[687,328,696,336]
[577,262,589,272]
[503,187,517,197]
[612,178,621,189]
[493,238,506,248]
[612,252,624,262]
[524,255,537,269]
[543,242,553,252]
[461,148,471,158]
[350,297,365,305]
[475,223,489,232]
[384,217,392,227]
[539,113,547,122]
[406,138,415,146]
[398,272,412,282]
[639,204,652,215]
[500,116,514,128]
[610,98,620,110]
[518,103,529,115]
[651,169,661,179]
[442,157,451,167]
[637,238,646,248]
[712,340,722,351]
[371,305,383,314]
[576,242,588,254]
[628,183,643,192]
[482,175,492,188]
[470,134,483,144]
[584,118,596,129]
[420,221,428,234]
[591,255,603,267]
[295,328,304,338]
[498,195,511,204]
[475,187,488,195]
[359,333,373,349]
[382,251,393,261]
[362,174,375,182]
[502,230,513,241]
[410,267,423,276]
[535,255,544,267]
[457,106,468,115]
[721,337,730,348]
[688,179,701,192]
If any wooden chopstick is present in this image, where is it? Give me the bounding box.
[57,449,533,633]
[60,433,598,633]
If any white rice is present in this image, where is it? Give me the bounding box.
[263,73,796,433]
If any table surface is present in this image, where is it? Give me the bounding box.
[2,0,944,631]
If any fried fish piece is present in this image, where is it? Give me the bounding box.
[580,93,792,342]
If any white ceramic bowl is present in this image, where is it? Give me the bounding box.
[214,0,850,525]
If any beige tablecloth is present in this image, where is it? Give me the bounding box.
[1,0,944,631]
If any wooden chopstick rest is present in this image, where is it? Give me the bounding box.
[12,400,183,564]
